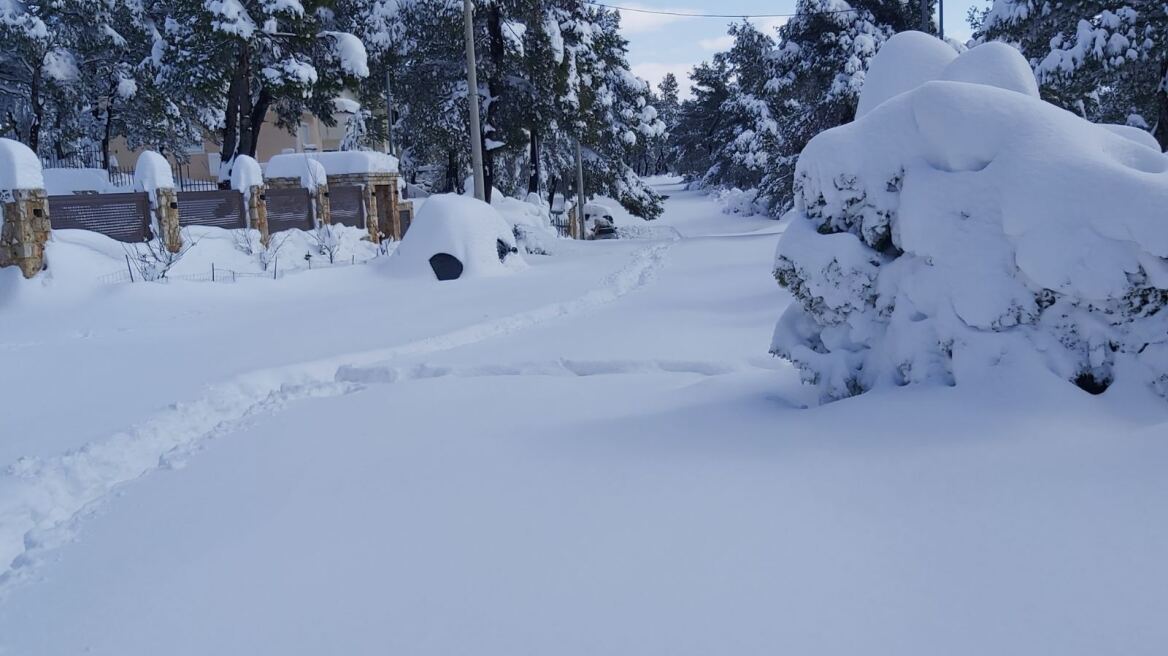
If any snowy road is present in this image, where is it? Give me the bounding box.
[2,182,1167,655]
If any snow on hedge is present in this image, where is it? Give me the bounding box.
[264,153,328,188]
[303,150,398,176]
[855,31,956,119]
[0,138,44,191]
[42,168,128,195]
[772,35,1168,402]
[384,194,525,280]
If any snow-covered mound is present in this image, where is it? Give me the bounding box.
[773,35,1168,402]
[855,31,956,119]
[384,194,525,280]
[939,41,1038,98]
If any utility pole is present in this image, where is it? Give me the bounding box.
[920,0,929,32]
[939,0,945,39]
[463,0,486,201]
[574,137,585,240]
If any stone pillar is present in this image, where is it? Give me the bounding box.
[247,185,270,247]
[363,184,380,244]
[0,189,51,278]
[313,183,331,227]
[154,187,183,253]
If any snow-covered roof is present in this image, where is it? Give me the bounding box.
[0,138,44,191]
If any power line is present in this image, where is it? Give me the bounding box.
[583,1,860,18]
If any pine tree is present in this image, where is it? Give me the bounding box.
[153,0,370,179]
[977,0,1168,148]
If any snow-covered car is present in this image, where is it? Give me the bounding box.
[384,193,525,281]
[584,202,618,240]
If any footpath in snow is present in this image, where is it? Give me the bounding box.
[1,181,1166,655]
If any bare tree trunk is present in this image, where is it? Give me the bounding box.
[1156,60,1168,151]
[27,68,42,153]
[483,2,505,204]
[527,127,540,194]
[245,85,272,157]
[220,49,245,185]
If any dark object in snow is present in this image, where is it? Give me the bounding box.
[496,239,518,262]
[429,253,464,281]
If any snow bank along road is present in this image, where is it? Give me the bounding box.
[2,183,1167,655]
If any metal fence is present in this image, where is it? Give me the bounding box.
[330,185,366,229]
[97,253,378,285]
[266,187,314,233]
[177,190,247,229]
[48,192,152,242]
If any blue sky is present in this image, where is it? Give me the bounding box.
[617,0,985,97]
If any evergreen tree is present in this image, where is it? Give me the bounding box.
[977,0,1168,148]
[153,0,370,179]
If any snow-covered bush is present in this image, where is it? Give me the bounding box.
[772,36,1168,401]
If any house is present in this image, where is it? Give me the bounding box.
[107,99,365,181]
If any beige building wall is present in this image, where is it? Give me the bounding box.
[107,105,355,181]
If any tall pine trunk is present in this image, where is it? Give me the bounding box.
[527,127,540,194]
[1156,60,1168,152]
[483,3,506,204]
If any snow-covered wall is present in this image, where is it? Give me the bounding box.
[773,36,1168,401]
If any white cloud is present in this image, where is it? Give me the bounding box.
[697,16,787,52]
[698,34,733,51]
[615,4,693,34]
[750,15,789,35]
[631,61,698,99]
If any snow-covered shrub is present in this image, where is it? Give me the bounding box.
[772,37,1168,401]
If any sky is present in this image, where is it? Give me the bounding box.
[617,0,985,98]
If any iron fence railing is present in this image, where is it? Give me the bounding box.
[38,148,219,192]
[97,252,380,285]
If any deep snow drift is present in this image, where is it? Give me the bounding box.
[772,34,1168,401]
[0,178,1166,654]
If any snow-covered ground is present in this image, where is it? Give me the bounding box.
[1,180,1166,654]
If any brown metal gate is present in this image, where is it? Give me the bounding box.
[48,192,152,242]
[329,185,365,229]
[398,206,413,236]
[265,187,314,232]
[177,190,246,229]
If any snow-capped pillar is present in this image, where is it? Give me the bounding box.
[155,188,182,254]
[364,183,381,244]
[230,156,269,247]
[247,185,271,247]
[134,151,182,254]
[313,183,331,227]
[0,139,50,278]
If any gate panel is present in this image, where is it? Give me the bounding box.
[330,185,365,229]
[48,192,151,242]
[266,187,314,232]
[177,190,246,230]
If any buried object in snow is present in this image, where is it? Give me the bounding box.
[385,194,525,281]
